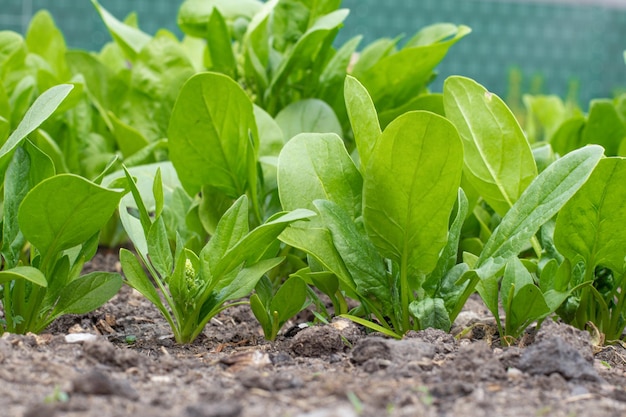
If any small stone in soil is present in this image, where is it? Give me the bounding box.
[295,406,358,417]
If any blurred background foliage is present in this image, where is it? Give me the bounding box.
[2,0,625,107]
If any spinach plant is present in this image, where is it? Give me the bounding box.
[119,168,314,344]
[553,157,626,340]
[0,85,125,334]
[276,76,464,338]
[443,76,605,340]
[250,275,308,340]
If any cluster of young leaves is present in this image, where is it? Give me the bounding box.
[118,166,313,344]
[0,84,125,335]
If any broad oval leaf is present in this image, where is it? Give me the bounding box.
[554,157,626,273]
[278,132,362,217]
[476,145,604,280]
[275,99,342,141]
[169,72,258,197]
[443,76,537,217]
[18,174,125,256]
[363,111,463,275]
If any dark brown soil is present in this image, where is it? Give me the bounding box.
[3,251,626,417]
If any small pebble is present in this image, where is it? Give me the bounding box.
[65,333,98,344]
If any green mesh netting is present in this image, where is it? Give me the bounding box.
[2,0,625,104]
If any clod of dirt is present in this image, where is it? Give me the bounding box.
[405,328,457,355]
[433,342,507,388]
[535,320,594,362]
[518,336,603,382]
[289,325,346,357]
[23,403,59,417]
[185,401,243,417]
[237,369,304,391]
[350,336,436,373]
[71,369,138,399]
[81,339,143,369]
[350,337,391,365]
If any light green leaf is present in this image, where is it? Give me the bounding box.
[18,174,124,257]
[363,111,463,275]
[475,145,604,280]
[147,216,173,278]
[275,99,342,141]
[278,132,361,217]
[357,25,470,112]
[200,195,250,277]
[0,84,73,177]
[25,10,69,80]
[112,162,183,258]
[581,100,626,157]
[178,0,263,38]
[108,111,150,158]
[278,225,355,292]
[169,72,258,197]
[255,105,284,157]
[344,75,381,172]
[0,266,47,287]
[505,284,550,339]
[270,275,308,324]
[443,76,537,217]
[211,208,315,279]
[120,248,166,310]
[405,23,460,47]
[91,0,152,60]
[554,157,626,273]
[211,257,284,305]
[205,8,237,77]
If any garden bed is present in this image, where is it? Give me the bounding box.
[2,251,626,417]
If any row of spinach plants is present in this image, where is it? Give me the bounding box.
[0,0,625,344]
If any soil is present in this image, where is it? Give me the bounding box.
[3,251,626,417]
